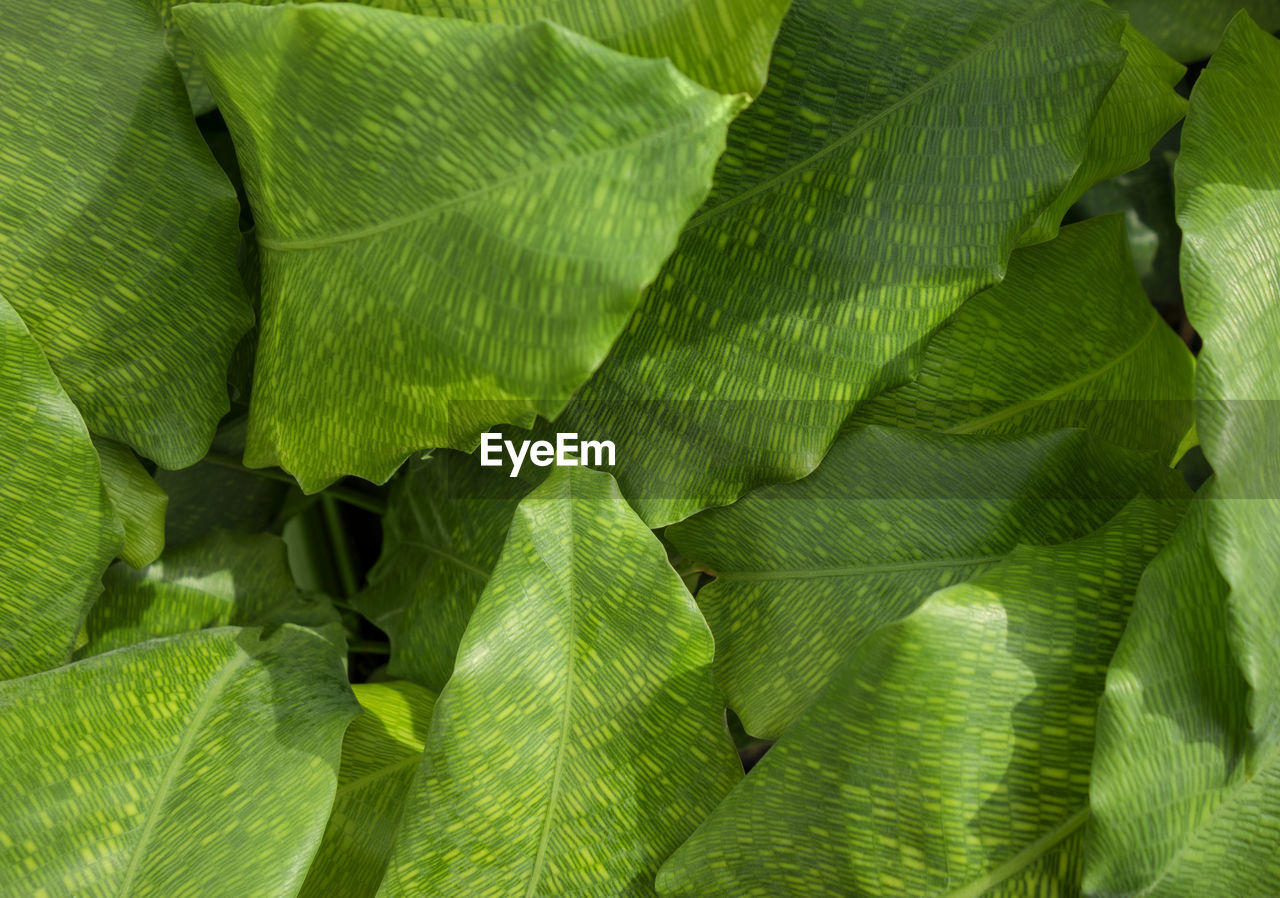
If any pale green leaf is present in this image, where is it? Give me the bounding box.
[356,451,532,692]
[0,0,251,466]
[77,530,342,659]
[173,2,744,491]
[94,437,168,569]
[658,497,1183,897]
[378,466,741,896]
[551,0,1132,526]
[159,0,787,113]
[1084,15,1280,895]
[0,297,122,680]
[851,215,1195,461]
[1111,0,1280,62]
[668,426,1188,738]
[300,681,438,898]
[0,625,358,897]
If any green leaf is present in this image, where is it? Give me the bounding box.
[1019,23,1186,245]
[1084,15,1280,894]
[405,0,789,95]
[657,497,1183,897]
[77,530,343,659]
[158,0,788,114]
[1111,0,1280,62]
[153,417,291,547]
[0,0,251,466]
[851,215,1195,461]
[378,466,741,896]
[0,625,358,896]
[356,451,532,692]
[550,0,1131,526]
[94,437,168,569]
[300,681,438,898]
[173,2,744,491]
[667,426,1188,738]
[0,297,122,680]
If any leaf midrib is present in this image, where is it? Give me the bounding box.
[714,554,1003,582]
[944,806,1089,898]
[255,118,701,252]
[115,647,250,896]
[682,2,1049,231]
[943,315,1162,435]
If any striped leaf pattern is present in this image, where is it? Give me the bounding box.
[93,438,168,570]
[378,466,741,896]
[1111,0,1280,62]
[551,0,1134,526]
[1084,16,1280,894]
[77,530,342,659]
[158,0,787,113]
[667,426,1188,738]
[176,3,744,491]
[0,0,251,467]
[356,451,532,692]
[851,215,1196,461]
[0,626,358,897]
[300,681,438,898]
[658,498,1184,896]
[0,298,122,681]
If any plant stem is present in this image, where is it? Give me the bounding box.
[202,451,387,515]
[322,495,359,600]
[347,640,391,655]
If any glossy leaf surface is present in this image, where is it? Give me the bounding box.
[78,530,342,659]
[300,681,438,898]
[659,498,1182,896]
[94,438,167,569]
[852,215,1195,461]
[668,426,1187,738]
[1084,16,1280,895]
[379,467,740,896]
[176,2,744,490]
[552,0,1131,525]
[0,626,358,897]
[356,451,532,692]
[0,298,122,680]
[0,0,250,465]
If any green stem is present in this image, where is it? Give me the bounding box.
[203,451,387,515]
[322,495,359,600]
[347,640,391,655]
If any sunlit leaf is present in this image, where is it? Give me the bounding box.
[379,466,740,896]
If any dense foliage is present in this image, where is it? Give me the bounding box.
[1,1,1278,895]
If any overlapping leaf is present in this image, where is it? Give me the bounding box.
[658,498,1183,896]
[356,451,532,692]
[378,466,741,896]
[549,0,1133,526]
[0,0,251,466]
[159,0,787,114]
[0,626,358,896]
[1020,23,1186,245]
[1084,16,1280,894]
[94,438,167,569]
[667,426,1188,738]
[1112,0,1280,62]
[175,2,744,490]
[851,215,1195,461]
[0,298,122,680]
[77,530,342,658]
[300,681,437,898]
